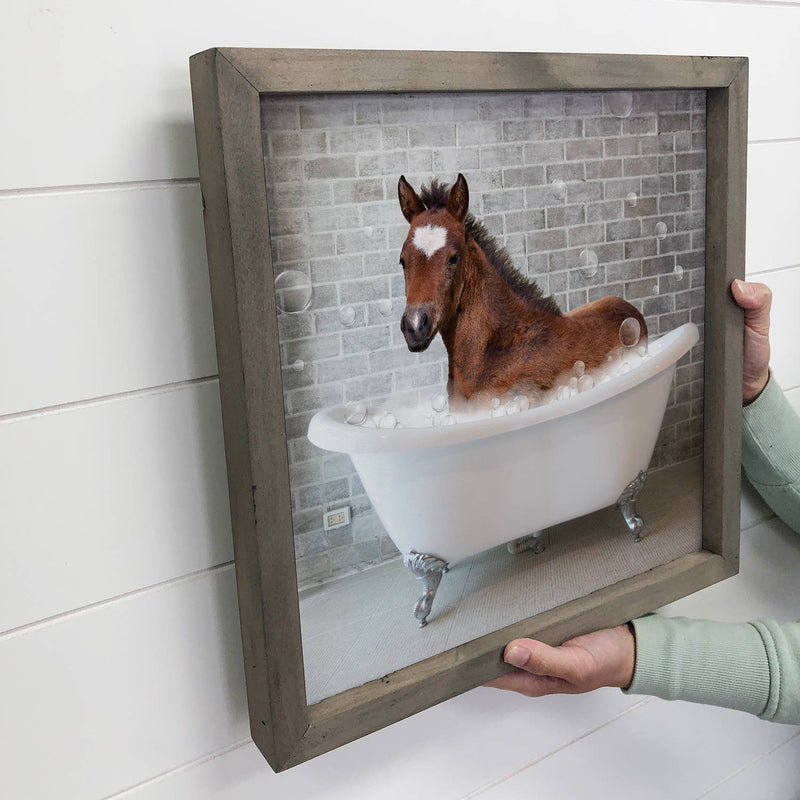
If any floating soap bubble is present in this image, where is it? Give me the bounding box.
[654,221,668,241]
[275,270,312,313]
[578,374,595,393]
[637,344,647,357]
[551,179,567,201]
[578,249,599,278]
[673,264,685,282]
[339,305,357,327]
[364,226,374,237]
[568,376,578,389]
[505,398,521,414]
[619,317,641,348]
[556,386,570,401]
[292,359,305,372]
[431,393,447,413]
[378,412,398,429]
[441,414,457,426]
[344,401,368,426]
[513,394,531,412]
[606,354,613,362]
[378,298,393,316]
[625,192,638,208]
[608,91,634,118]
[573,360,586,377]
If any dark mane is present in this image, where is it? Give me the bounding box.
[419,179,563,317]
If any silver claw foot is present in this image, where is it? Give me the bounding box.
[403,551,449,628]
[507,530,547,555]
[616,470,647,542]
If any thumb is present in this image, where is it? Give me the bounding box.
[503,638,579,681]
[732,279,772,336]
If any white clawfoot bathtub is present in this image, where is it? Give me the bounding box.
[308,323,699,625]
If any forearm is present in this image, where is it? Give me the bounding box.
[742,373,800,533]
[625,615,800,723]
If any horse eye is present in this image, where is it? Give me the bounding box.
[448,253,460,266]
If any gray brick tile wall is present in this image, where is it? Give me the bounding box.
[262,88,707,588]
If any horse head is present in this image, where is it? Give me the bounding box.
[397,174,469,352]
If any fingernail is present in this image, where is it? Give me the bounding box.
[505,646,530,668]
[735,279,755,296]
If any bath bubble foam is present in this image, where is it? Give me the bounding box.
[578,248,599,279]
[619,317,641,348]
[378,298,393,316]
[654,221,668,241]
[551,179,567,201]
[338,331,671,430]
[345,401,368,426]
[275,270,312,314]
[431,393,448,412]
[625,192,638,208]
[608,91,634,118]
[340,305,357,327]
[292,359,305,372]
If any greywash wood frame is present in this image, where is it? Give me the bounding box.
[189,48,747,771]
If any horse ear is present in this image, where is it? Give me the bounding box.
[447,173,469,222]
[398,175,425,223]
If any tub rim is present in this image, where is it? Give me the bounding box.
[307,322,699,454]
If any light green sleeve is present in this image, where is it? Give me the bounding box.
[742,373,800,534]
[623,377,800,720]
[625,616,800,724]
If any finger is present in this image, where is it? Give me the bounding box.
[731,280,772,335]
[502,638,582,683]
[484,670,573,697]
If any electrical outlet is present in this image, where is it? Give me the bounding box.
[323,506,351,531]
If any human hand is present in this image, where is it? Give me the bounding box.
[485,624,635,697]
[731,279,772,404]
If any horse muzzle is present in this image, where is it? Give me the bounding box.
[401,305,435,352]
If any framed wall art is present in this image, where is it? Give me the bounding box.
[189,48,747,771]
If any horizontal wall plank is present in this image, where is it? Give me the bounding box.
[475,698,797,800]
[117,691,642,800]
[1,1,800,188]
[742,265,800,391]
[746,142,800,274]
[0,567,248,800]
[0,381,232,633]
[0,184,217,415]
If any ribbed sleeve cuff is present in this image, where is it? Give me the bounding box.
[623,615,772,716]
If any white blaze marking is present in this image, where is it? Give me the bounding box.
[412,224,448,259]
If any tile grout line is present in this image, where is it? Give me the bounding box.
[0,561,235,642]
[459,697,654,799]
[694,728,800,798]
[0,375,220,424]
[100,737,253,800]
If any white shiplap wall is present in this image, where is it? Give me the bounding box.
[1,2,799,798]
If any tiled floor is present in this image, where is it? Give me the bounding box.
[123,479,800,800]
[300,458,702,703]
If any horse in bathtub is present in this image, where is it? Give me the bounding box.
[308,174,698,626]
[397,173,647,405]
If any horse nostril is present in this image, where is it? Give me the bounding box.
[418,309,431,337]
